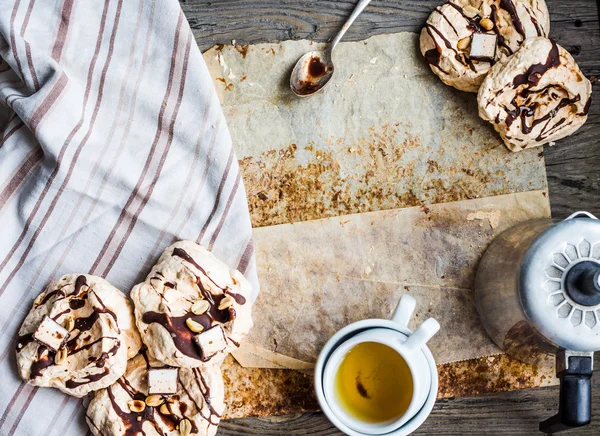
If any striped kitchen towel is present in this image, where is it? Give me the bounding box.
[0,0,258,434]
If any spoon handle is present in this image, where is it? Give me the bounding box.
[329,0,373,52]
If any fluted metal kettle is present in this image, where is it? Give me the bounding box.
[475,211,600,434]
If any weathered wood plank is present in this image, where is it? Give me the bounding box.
[183,0,600,74]
[545,111,600,219]
[218,362,600,435]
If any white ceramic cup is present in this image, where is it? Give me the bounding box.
[317,294,440,435]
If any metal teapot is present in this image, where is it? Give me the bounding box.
[475,211,600,434]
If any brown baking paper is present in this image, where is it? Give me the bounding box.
[202,33,555,419]
[219,190,557,418]
[238,190,550,366]
[204,33,547,229]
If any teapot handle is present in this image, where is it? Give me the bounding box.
[539,351,593,434]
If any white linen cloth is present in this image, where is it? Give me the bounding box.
[0,0,258,434]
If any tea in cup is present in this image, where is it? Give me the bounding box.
[316,294,439,435]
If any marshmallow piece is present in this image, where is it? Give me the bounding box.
[148,368,179,395]
[470,33,497,60]
[194,326,228,361]
[32,316,69,351]
[516,3,539,39]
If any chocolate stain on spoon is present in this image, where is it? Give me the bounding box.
[308,56,327,78]
[295,56,329,96]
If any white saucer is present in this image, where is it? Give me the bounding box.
[314,319,438,436]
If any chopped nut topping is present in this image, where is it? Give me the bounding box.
[218,295,235,311]
[180,418,192,436]
[185,318,204,333]
[55,348,68,365]
[457,37,471,50]
[190,300,210,315]
[145,395,164,407]
[480,18,494,31]
[64,317,75,332]
[159,403,170,415]
[128,400,146,413]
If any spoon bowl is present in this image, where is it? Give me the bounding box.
[290,50,335,97]
[289,0,372,97]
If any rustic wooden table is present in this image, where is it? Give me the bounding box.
[181,0,600,434]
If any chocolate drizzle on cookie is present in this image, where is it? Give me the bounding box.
[142,295,230,362]
[99,354,219,436]
[424,22,477,73]
[499,0,526,40]
[490,5,514,56]
[172,248,247,305]
[107,382,165,436]
[446,2,484,33]
[16,333,34,351]
[143,312,210,360]
[17,275,125,388]
[495,41,591,142]
[30,346,56,378]
[66,367,111,388]
[512,40,559,87]
[185,368,222,426]
[497,40,584,141]
[424,0,549,74]
[41,289,66,305]
[141,247,246,362]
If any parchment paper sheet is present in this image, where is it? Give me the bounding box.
[202,33,553,418]
[204,33,547,228]
[220,190,556,418]
[236,190,550,367]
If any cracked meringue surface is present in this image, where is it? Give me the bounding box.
[16,274,141,397]
[478,37,592,151]
[420,0,550,92]
[86,352,224,436]
[131,241,253,368]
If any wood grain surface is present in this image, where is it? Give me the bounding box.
[180,0,600,433]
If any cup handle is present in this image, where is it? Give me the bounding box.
[391,294,416,327]
[402,318,440,351]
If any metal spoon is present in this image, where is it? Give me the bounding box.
[290,0,373,97]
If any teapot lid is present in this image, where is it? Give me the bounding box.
[520,211,600,352]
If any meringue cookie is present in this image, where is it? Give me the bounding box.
[131,241,253,368]
[86,353,224,436]
[16,274,142,397]
[420,0,550,92]
[478,37,592,151]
